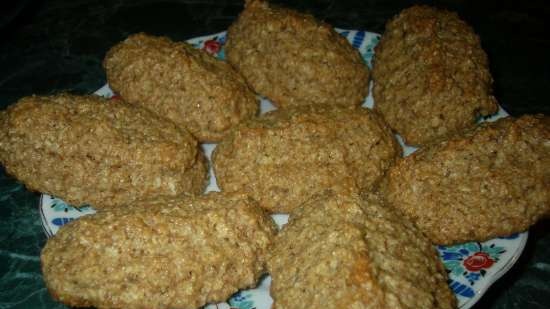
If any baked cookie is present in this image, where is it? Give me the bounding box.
[0,94,206,209]
[104,33,258,142]
[268,191,456,309]
[213,105,401,213]
[226,0,369,108]
[41,193,277,309]
[372,5,498,146]
[380,115,550,244]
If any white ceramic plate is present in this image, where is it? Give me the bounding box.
[39,30,527,309]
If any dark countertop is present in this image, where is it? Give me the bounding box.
[0,0,548,308]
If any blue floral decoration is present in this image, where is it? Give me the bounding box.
[50,197,89,213]
[217,48,226,61]
[352,31,366,49]
[362,35,380,68]
[448,279,475,298]
[209,35,226,60]
[228,291,255,309]
[217,34,226,45]
[50,197,75,212]
[51,217,75,227]
[339,30,350,38]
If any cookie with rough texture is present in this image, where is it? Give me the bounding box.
[268,191,456,309]
[41,193,277,309]
[226,0,369,108]
[213,105,401,213]
[0,94,206,209]
[372,5,498,146]
[380,115,550,245]
[104,33,258,142]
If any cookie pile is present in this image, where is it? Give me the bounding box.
[0,1,548,309]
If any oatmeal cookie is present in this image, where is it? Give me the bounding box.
[0,94,206,209]
[372,5,498,146]
[380,115,550,244]
[41,193,277,309]
[226,0,369,108]
[104,33,258,142]
[268,191,455,309]
[213,105,401,213]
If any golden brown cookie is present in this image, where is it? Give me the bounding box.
[41,193,277,309]
[380,115,550,244]
[372,5,498,146]
[225,0,369,108]
[104,33,258,142]
[213,105,401,213]
[0,94,206,209]
[268,191,456,309]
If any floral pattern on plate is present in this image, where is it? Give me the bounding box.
[39,195,95,237]
[439,233,527,307]
[39,30,528,309]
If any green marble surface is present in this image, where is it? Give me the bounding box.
[0,0,549,308]
[0,172,64,309]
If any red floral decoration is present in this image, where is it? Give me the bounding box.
[203,39,221,55]
[463,252,495,272]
